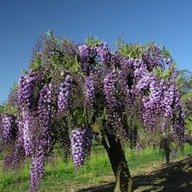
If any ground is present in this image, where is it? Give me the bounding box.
[64,156,192,192]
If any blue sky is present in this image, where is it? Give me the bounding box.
[1,0,192,103]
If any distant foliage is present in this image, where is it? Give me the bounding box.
[177,70,192,96]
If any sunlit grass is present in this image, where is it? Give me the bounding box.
[0,144,191,191]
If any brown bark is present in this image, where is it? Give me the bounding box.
[102,133,132,192]
[160,138,171,164]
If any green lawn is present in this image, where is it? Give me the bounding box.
[0,144,191,192]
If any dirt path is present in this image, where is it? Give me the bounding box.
[68,156,192,192]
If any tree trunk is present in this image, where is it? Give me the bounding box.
[165,148,170,164]
[163,138,171,164]
[160,138,171,164]
[102,133,132,192]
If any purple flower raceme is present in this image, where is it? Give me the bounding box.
[18,75,35,110]
[103,71,126,137]
[1,114,26,170]
[103,72,117,113]
[84,76,95,110]
[18,70,44,112]
[79,44,90,73]
[135,66,184,143]
[118,70,135,115]
[18,72,45,156]
[11,144,25,170]
[78,44,97,74]
[1,114,15,143]
[30,83,53,192]
[15,117,24,144]
[133,60,147,81]
[30,146,44,192]
[38,83,53,148]
[135,73,165,129]
[160,72,184,140]
[120,57,135,74]
[79,43,112,72]
[22,110,33,156]
[38,84,52,124]
[13,142,26,169]
[71,128,93,167]
[110,51,122,68]
[161,84,175,119]
[57,75,72,113]
[135,73,153,93]
[96,42,111,67]
[142,49,162,70]
[79,44,90,58]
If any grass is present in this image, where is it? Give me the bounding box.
[0,144,192,192]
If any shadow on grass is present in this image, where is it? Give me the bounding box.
[77,182,114,192]
[78,157,192,192]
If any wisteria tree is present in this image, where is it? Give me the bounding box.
[0,32,185,192]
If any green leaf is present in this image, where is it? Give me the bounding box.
[30,54,41,71]
[85,35,100,46]
[21,69,27,74]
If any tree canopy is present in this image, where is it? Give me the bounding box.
[0,32,185,192]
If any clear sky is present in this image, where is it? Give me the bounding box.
[1,0,192,103]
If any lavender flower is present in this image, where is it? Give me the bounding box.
[1,114,14,143]
[30,83,53,192]
[22,110,33,156]
[96,42,111,67]
[71,128,93,167]
[58,75,72,113]
[84,76,95,110]
[18,75,35,110]
[30,147,44,192]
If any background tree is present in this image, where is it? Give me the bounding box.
[175,70,192,143]
[0,32,185,192]
[177,70,192,97]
